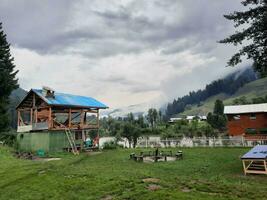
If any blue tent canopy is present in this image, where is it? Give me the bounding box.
[241,145,267,160]
[32,89,108,109]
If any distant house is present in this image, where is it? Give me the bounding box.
[16,87,108,153]
[169,115,206,123]
[224,103,267,139]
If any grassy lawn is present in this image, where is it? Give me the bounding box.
[0,146,267,200]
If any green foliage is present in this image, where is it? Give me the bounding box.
[102,141,118,150]
[232,95,267,105]
[259,128,267,134]
[213,100,224,115]
[245,128,257,134]
[147,108,158,128]
[0,23,19,132]
[207,100,227,130]
[0,130,17,146]
[120,122,141,148]
[165,69,256,118]
[232,96,250,105]
[219,0,267,77]
[162,120,216,138]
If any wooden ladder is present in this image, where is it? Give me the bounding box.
[65,128,79,155]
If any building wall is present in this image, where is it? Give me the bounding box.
[226,113,267,136]
[17,131,82,153]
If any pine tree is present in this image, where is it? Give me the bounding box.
[0,22,19,131]
[213,99,224,115]
[219,0,267,77]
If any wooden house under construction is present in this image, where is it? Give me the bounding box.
[16,87,108,153]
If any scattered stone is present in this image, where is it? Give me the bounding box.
[147,184,161,191]
[142,178,160,183]
[181,187,191,193]
[38,170,46,174]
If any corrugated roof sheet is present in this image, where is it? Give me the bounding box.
[33,89,108,109]
[224,103,267,114]
[241,145,267,159]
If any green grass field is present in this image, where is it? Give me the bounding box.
[0,146,267,200]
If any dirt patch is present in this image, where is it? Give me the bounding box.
[34,158,61,162]
[85,151,102,156]
[147,184,161,191]
[142,178,160,183]
[101,195,113,200]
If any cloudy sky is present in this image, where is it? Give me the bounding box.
[0,0,249,109]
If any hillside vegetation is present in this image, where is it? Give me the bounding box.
[165,68,257,119]
[181,77,267,116]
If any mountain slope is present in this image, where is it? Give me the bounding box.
[8,88,27,128]
[165,68,257,118]
[180,77,267,116]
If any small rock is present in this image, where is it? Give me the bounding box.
[147,184,161,191]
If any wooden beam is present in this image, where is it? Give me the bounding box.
[17,110,20,127]
[48,107,52,129]
[68,108,72,128]
[97,109,100,128]
[33,93,36,108]
[80,109,84,128]
[30,108,33,125]
[84,111,87,124]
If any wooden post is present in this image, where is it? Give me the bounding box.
[17,110,20,127]
[84,111,87,125]
[97,109,100,148]
[68,108,72,128]
[35,109,38,123]
[97,109,100,128]
[48,107,52,129]
[30,108,33,125]
[80,109,84,128]
[264,160,267,174]
[242,160,247,175]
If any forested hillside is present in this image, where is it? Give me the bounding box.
[165,68,257,119]
[8,88,27,128]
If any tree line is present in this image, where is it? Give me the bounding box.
[165,68,256,119]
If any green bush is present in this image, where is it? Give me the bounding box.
[245,128,257,134]
[259,128,267,134]
[0,131,17,146]
[102,141,118,150]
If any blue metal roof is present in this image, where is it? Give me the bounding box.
[32,89,108,109]
[241,145,267,159]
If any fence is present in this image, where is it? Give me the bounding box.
[135,137,267,148]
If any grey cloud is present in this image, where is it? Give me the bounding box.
[0,0,243,59]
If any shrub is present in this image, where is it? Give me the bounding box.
[0,131,17,146]
[102,141,117,150]
[259,128,267,134]
[245,128,257,134]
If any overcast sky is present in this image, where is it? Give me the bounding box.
[0,0,250,109]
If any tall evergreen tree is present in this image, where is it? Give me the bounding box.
[213,99,224,115]
[219,0,267,77]
[0,22,19,131]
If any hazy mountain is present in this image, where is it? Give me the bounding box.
[8,88,27,128]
